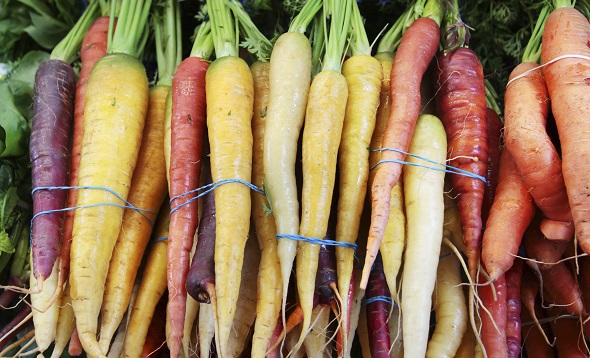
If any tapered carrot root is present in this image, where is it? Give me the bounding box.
[50,282,75,358]
[365,17,440,290]
[434,47,489,280]
[366,254,391,358]
[482,150,535,281]
[523,213,569,270]
[337,53,382,345]
[478,272,508,357]
[30,258,60,353]
[30,59,76,286]
[548,307,589,357]
[249,60,282,358]
[541,6,590,252]
[167,56,209,357]
[59,15,112,299]
[297,69,348,348]
[70,52,149,358]
[206,55,254,356]
[504,61,572,242]
[540,261,584,315]
[520,303,555,358]
[505,259,523,358]
[100,84,169,353]
[482,108,503,224]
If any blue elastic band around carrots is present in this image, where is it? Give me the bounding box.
[363,295,395,306]
[370,147,487,183]
[276,234,358,250]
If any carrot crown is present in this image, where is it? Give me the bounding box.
[349,0,371,56]
[207,0,239,58]
[322,0,352,72]
[51,0,100,63]
[422,0,443,26]
[440,0,473,54]
[108,0,153,56]
[227,0,273,61]
[154,0,182,86]
[553,0,573,8]
[288,0,322,33]
[521,4,550,63]
[190,21,214,60]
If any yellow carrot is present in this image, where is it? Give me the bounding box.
[30,258,59,354]
[69,1,151,356]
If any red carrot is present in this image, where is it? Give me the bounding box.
[166,21,212,355]
[541,2,590,252]
[364,3,443,289]
[478,272,508,357]
[433,45,488,280]
[366,254,391,358]
[482,107,503,224]
[523,212,569,270]
[68,328,83,356]
[520,303,555,358]
[548,307,589,357]
[505,259,523,358]
[140,297,167,358]
[482,150,535,281]
[540,261,584,316]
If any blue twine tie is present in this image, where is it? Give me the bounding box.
[276,234,358,250]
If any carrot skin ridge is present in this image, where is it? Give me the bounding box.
[58,16,112,294]
[482,150,535,281]
[433,47,489,279]
[541,7,590,252]
[504,61,573,241]
[30,59,76,283]
[365,17,440,289]
[540,261,584,316]
[166,56,209,357]
[505,259,523,358]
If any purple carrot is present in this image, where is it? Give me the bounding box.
[366,254,391,358]
[0,304,32,351]
[29,59,76,287]
[186,159,216,304]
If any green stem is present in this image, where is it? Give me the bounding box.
[322,0,352,72]
[310,11,324,77]
[108,0,152,56]
[349,0,370,56]
[155,0,182,86]
[289,0,323,33]
[190,21,214,60]
[376,4,417,54]
[522,5,550,63]
[554,0,574,8]
[227,0,273,61]
[422,0,443,26]
[51,0,100,63]
[440,0,473,54]
[208,0,239,58]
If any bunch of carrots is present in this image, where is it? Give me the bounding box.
[1,0,590,356]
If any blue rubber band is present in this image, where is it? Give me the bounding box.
[152,236,168,243]
[370,147,487,183]
[363,295,395,306]
[169,178,264,215]
[276,234,358,250]
[440,252,453,259]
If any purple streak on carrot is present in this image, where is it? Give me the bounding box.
[366,254,391,358]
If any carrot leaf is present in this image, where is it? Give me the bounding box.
[108,0,152,56]
[227,0,273,61]
[521,4,550,63]
[154,0,182,86]
[190,21,214,60]
[288,0,322,34]
[322,0,352,72]
[349,0,371,56]
[50,0,100,63]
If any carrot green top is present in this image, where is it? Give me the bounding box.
[190,21,214,60]
[322,0,352,72]
[226,0,273,61]
[349,0,371,56]
[154,0,182,87]
[521,4,550,64]
[553,0,573,9]
[51,0,100,63]
[207,0,239,58]
[422,0,443,26]
[310,12,324,77]
[107,0,152,56]
[440,0,471,54]
[289,0,323,34]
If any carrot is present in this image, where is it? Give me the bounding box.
[365,254,391,358]
[140,297,167,358]
[365,0,443,290]
[248,59,283,357]
[56,13,114,306]
[433,3,489,280]
[68,328,83,356]
[198,302,215,358]
[387,303,404,358]
[0,304,32,352]
[540,261,584,316]
[523,212,569,269]
[166,16,213,355]
[205,1,255,355]
[401,113,448,357]
[521,304,556,358]
[357,305,371,358]
[454,302,477,358]
[548,307,589,357]
[426,244,468,358]
[29,1,99,292]
[505,259,523,358]
[478,272,508,357]
[261,0,320,331]
[481,150,535,281]
[504,6,573,242]
[69,1,152,355]
[344,269,365,357]
[30,257,59,353]
[99,3,178,349]
[482,107,503,224]
[541,1,590,252]
[303,306,332,357]
[122,204,169,358]
[335,2,382,348]
[49,282,75,358]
